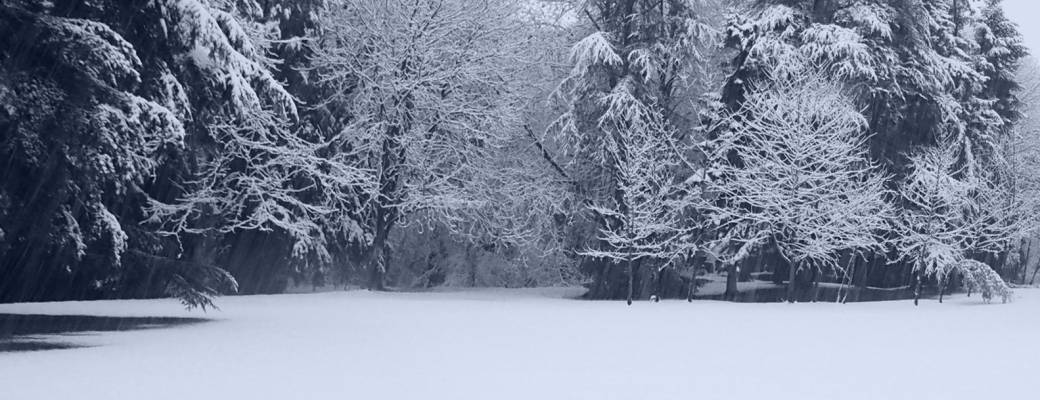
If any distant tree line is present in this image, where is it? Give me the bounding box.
[0,0,1036,307]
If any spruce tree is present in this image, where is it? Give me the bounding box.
[0,0,319,307]
[548,0,717,301]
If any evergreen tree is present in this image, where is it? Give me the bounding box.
[549,0,717,301]
[0,0,318,307]
[716,0,1028,292]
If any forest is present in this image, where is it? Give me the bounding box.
[2,0,1038,309]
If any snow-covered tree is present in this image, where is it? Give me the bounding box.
[0,0,337,307]
[310,0,546,289]
[145,110,374,271]
[720,0,1024,173]
[136,0,380,299]
[548,0,718,302]
[893,141,1027,304]
[1,0,1031,306]
[715,0,1027,293]
[0,1,204,305]
[577,101,706,304]
[707,72,893,302]
[894,145,976,304]
[364,3,581,291]
[1008,57,1040,284]
[719,0,896,110]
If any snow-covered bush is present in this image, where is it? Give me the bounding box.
[958,260,1013,303]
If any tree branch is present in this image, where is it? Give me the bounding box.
[524,124,573,182]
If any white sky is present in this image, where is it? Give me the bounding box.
[1003,0,1040,57]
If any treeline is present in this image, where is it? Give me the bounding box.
[0,0,1036,307]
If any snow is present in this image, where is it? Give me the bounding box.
[2,288,1039,400]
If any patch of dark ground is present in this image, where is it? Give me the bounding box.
[0,314,210,353]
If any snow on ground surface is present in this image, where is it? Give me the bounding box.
[1,288,1038,400]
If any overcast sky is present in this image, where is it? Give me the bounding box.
[1003,0,1039,57]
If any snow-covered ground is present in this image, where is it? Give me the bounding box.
[1,288,1037,400]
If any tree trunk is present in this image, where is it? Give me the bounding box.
[1020,239,1032,285]
[363,119,405,291]
[913,270,922,306]
[362,215,394,291]
[996,251,1009,281]
[771,260,785,285]
[365,245,386,291]
[651,266,662,302]
[637,262,656,301]
[771,248,786,286]
[686,263,698,302]
[786,260,798,303]
[938,274,948,303]
[725,263,738,301]
[626,258,635,306]
[857,255,875,294]
[809,267,820,303]
[466,242,478,287]
[844,254,866,303]
[595,261,614,299]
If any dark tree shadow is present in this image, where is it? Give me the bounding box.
[692,285,931,303]
[0,314,210,353]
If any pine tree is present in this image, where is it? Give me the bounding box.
[0,0,327,307]
[549,0,717,302]
[716,0,1028,292]
[0,1,211,305]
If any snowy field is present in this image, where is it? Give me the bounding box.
[1,288,1038,400]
